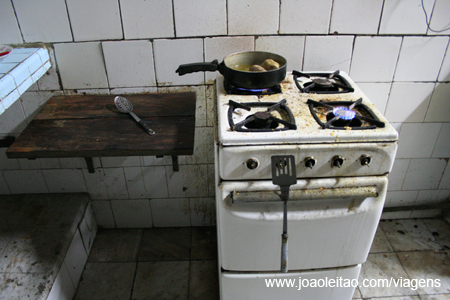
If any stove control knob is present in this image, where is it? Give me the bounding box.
[246,158,259,170]
[332,156,344,168]
[360,155,371,166]
[304,157,316,169]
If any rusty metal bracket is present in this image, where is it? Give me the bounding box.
[171,155,179,172]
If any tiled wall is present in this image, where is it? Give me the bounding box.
[0,0,449,226]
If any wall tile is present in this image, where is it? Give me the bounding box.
[142,166,169,198]
[255,36,305,71]
[440,161,450,190]
[19,91,53,123]
[432,123,450,158]
[0,101,27,134]
[120,0,174,39]
[350,36,402,82]
[204,36,254,83]
[153,39,204,86]
[43,169,87,193]
[102,168,129,199]
[103,41,156,88]
[150,198,190,227]
[91,201,116,228]
[65,229,88,287]
[47,263,75,300]
[0,148,20,170]
[394,36,449,81]
[60,157,100,169]
[330,0,384,34]
[396,123,442,158]
[207,164,215,197]
[12,0,72,42]
[66,0,122,41]
[356,83,391,114]
[206,85,216,127]
[416,190,450,205]
[54,42,108,89]
[141,156,171,166]
[174,0,226,37]
[385,82,434,123]
[100,156,142,168]
[110,87,158,95]
[0,1,22,44]
[122,167,146,199]
[425,82,450,122]
[0,172,10,194]
[111,199,153,228]
[228,0,279,35]
[166,164,208,198]
[18,158,41,170]
[384,191,418,207]
[427,0,450,35]
[379,0,434,34]
[438,43,450,82]
[82,169,108,200]
[402,158,447,190]
[279,0,332,34]
[37,49,61,91]
[303,36,354,73]
[4,170,49,193]
[190,197,216,226]
[381,211,412,220]
[388,159,410,191]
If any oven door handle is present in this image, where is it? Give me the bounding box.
[231,186,378,203]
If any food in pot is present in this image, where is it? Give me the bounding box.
[261,59,280,70]
[249,64,266,72]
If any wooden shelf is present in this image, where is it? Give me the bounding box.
[6,93,196,172]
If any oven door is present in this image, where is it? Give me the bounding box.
[216,176,387,272]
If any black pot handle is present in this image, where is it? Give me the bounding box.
[176,59,219,76]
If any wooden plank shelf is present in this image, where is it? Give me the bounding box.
[6,93,196,172]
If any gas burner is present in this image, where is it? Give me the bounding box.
[293,70,354,94]
[228,99,296,132]
[224,80,282,95]
[307,98,385,130]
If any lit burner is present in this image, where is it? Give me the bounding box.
[333,106,356,120]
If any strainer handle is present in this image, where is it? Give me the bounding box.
[138,120,156,135]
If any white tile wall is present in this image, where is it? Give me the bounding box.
[438,44,450,82]
[425,82,450,122]
[385,191,418,207]
[279,0,332,34]
[136,166,169,198]
[37,49,61,91]
[153,39,204,86]
[0,1,22,44]
[166,165,208,198]
[396,123,442,158]
[4,170,48,193]
[385,82,435,123]
[150,198,190,227]
[427,0,450,35]
[66,0,122,41]
[100,156,141,168]
[403,158,447,190]
[111,199,153,228]
[350,36,402,82]
[439,162,450,190]
[0,148,20,170]
[356,83,391,114]
[303,36,354,73]
[387,159,410,191]
[227,0,279,35]
[379,0,434,34]
[432,123,450,158]
[42,169,87,193]
[0,172,10,194]
[103,41,156,88]
[189,197,215,226]
[120,0,174,39]
[102,168,129,199]
[174,0,226,37]
[0,101,27,134]
[394,36,449,81]
[19,91,53,123]
[12,0,72,42]
[255,36,305,71]
[47,263,75,300]
[91,201,115,228]
[330,0,384,34]
[54,42,109,89]
[64,229,88,288]
[416,190,450,205]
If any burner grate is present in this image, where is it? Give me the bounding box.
[307,98,385,130]
[228,99,296,132]
[293,70,354,94]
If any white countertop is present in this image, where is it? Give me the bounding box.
[0,48,51,115]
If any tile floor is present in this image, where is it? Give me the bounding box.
[73,218,450,300]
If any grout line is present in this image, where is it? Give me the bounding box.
[9,0,25,43]
[63,0,75,42]
[117,0,125,40]
[377,0,386,35]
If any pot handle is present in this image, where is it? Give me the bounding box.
[176,59,219,75]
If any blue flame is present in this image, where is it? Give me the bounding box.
[333,106,356,120]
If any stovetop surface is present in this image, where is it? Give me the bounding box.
[216,71,398,146]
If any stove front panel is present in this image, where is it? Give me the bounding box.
[216,176,387,272]
[219,142,397,180]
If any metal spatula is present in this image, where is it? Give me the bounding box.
[271,155,297,273]
[114,96,155,135]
